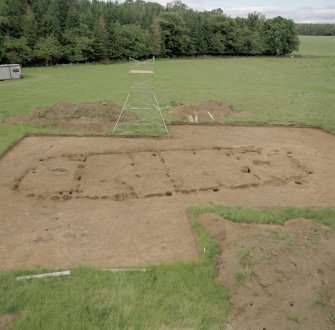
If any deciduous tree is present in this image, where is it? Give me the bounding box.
[159,12,193,56]
[109,22,152,59]
[264,16,299,55]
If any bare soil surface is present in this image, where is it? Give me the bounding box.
[168,100,252,122]
[199,214,335,330]
[0,126,334,271]
[4,101,127,132]
[0,312,20,330]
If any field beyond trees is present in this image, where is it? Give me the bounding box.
[294,36,335,57]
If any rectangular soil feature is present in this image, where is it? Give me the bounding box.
[0,126,334,270]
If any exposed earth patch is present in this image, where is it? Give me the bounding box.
[0,312,20,330]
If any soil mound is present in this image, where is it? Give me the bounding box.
[198,214,335,330]
[168,100,252,123]
[4,100,132,132]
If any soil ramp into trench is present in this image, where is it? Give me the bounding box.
[199,214,335,330]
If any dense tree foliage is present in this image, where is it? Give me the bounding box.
[296,23,335,36]
[264,16,299,55]
[0,0,300,65]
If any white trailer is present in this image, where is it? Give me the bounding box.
[0,64,22,80]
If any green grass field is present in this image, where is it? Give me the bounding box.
[1,36,335,154]
[295,36,335,57]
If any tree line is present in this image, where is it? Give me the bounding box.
[0,0,300,66]
[296,23,335,36]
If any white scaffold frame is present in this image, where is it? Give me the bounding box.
[112,57,168,134]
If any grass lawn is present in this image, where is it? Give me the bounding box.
[1,206,334,329]
[1,36,335,153]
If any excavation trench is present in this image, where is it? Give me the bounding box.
[0,125,334,270]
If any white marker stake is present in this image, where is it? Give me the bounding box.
[208,112,215,120]
[188,115,194,123]
[16,270,71,281]
[16,268,147,281]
